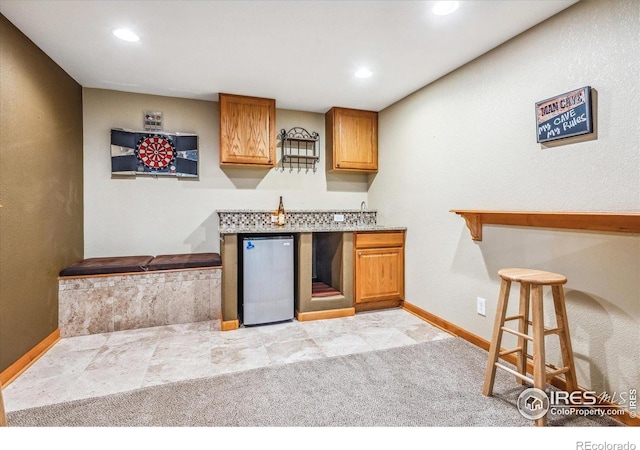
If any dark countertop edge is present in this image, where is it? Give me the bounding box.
[219,226,407,235]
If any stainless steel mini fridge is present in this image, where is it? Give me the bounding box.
[242,235,294,326]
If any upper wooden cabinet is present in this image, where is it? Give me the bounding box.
[219,93,276,167]
[325,107,378,172]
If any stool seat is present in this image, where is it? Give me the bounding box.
[498,268,567,285]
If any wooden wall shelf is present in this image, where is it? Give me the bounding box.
[450,210,640,241]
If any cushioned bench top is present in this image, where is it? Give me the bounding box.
[59,253,222,277]
[59,255,154,277]
[146,253,222,271]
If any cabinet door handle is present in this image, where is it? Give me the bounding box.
[337,162,341,168]
[358,252,362,257]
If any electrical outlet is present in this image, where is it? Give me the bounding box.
[333,214,345,222]
[477,297,486,316]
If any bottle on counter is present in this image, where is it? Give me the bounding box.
[277,196,286,226]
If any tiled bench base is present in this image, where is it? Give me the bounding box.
[59,268,221,338]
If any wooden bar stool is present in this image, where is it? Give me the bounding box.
[482,268,578,426]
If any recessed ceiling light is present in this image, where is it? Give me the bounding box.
[354,68,373,79]
[112,28,140,42]
[432,1,459,16]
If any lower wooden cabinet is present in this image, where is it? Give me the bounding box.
[354,231,405,307]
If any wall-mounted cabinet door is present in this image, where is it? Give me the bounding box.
[326,107,378,172]
[219,93,275,167]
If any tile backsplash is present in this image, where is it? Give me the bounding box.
[217,210,377,231]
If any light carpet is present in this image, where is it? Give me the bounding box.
[6,338,621,427]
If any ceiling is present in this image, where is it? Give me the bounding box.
[0,0,578,113]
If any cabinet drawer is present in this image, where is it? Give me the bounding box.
[354,231,404,249]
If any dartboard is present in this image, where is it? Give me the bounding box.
[136,135,176,170]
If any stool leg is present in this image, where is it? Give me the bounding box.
[531,284,547,426]
[483,278,511,396]
[516,282,530,384]
[552,285,579,394]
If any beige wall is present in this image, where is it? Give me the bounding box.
[0,15,83,372]
[83,89,369,257]
[370,0,639,396]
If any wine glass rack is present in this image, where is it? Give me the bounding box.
[279,127,320,172]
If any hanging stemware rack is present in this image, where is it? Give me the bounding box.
[279,127,320,172]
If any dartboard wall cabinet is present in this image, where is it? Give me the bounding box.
[110,128,198,177]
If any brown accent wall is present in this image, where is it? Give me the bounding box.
[0,14,83,372]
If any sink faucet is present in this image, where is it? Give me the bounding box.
[359,201,367,225]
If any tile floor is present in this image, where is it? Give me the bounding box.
[3,308,452,413]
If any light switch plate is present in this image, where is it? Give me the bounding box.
[333,214,345,222]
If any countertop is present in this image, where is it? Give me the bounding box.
[218,225,407,235]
